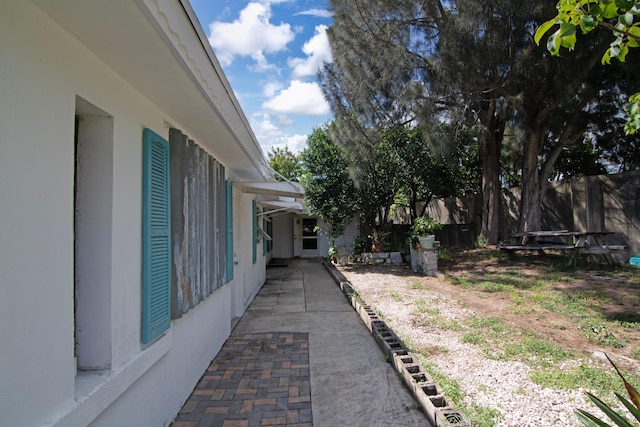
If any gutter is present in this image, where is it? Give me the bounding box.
[150,0,272,181]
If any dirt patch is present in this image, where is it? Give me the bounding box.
[344,248,640,360]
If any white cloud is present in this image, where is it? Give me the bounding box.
[208,2,295,67]
[263,81,283,98]
[250,113,308,154]
[285,134,309,153]
[295,9,333,18]
[262,80,330,116]
[249,51,277,72]
[288,25,333,78]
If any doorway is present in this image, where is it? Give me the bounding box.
[301,218,318,256]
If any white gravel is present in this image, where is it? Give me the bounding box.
[338,266,620,427]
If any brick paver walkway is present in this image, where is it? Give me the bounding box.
[172,332,312,427]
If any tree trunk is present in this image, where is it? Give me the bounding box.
[479,99,504,245]
[479,138,501,244]
[519,110,587,232]
[409,185,419,221]
[519,127,545,232]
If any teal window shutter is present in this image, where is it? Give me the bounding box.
[142,128,171,344]
[225,180,234,283]
[252,200,257,264]
[262,208,267,256]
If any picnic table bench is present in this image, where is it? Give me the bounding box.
[497,230,625,265]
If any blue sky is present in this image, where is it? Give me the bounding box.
[190,0,333,154]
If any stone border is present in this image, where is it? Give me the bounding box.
[358,251,404,264]
[322,260,471,427]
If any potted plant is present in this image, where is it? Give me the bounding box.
[328,245,338,263]
[369,228,390,253]
[411,216,442,249]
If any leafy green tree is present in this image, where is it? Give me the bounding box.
[500,64,640,183]
[354,136,403,229]
[300,126,358,238]
[587,74,640,171]
[322,0,634,237]
[549,139,608,180]
[447,125,483,198]
[535,0,640,134]
[322,0,561,241]
[267,146,302,182]
[351,125,467,231]
[428,0,622,233]
[392,126,459,221]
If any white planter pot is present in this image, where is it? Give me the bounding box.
[417,235,435,249]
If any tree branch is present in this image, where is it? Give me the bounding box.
[598,21,640,43]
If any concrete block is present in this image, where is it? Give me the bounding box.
[410,247,439,276]
[359,251,403,264]
[435,410,472,426]
[419,383,440,397]
[430,395,450,409]
[362,252,375,261]
[390,252,403,264]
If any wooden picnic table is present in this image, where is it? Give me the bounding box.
[498,230,624,265]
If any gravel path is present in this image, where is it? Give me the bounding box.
[337,265,612,427]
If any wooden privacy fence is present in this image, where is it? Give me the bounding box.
[380,223,478,251]
[420,171,640,261]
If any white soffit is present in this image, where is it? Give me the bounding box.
[236,182,305,199]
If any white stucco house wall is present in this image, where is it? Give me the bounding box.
[0,1,304,426]
[270,214,360,259]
